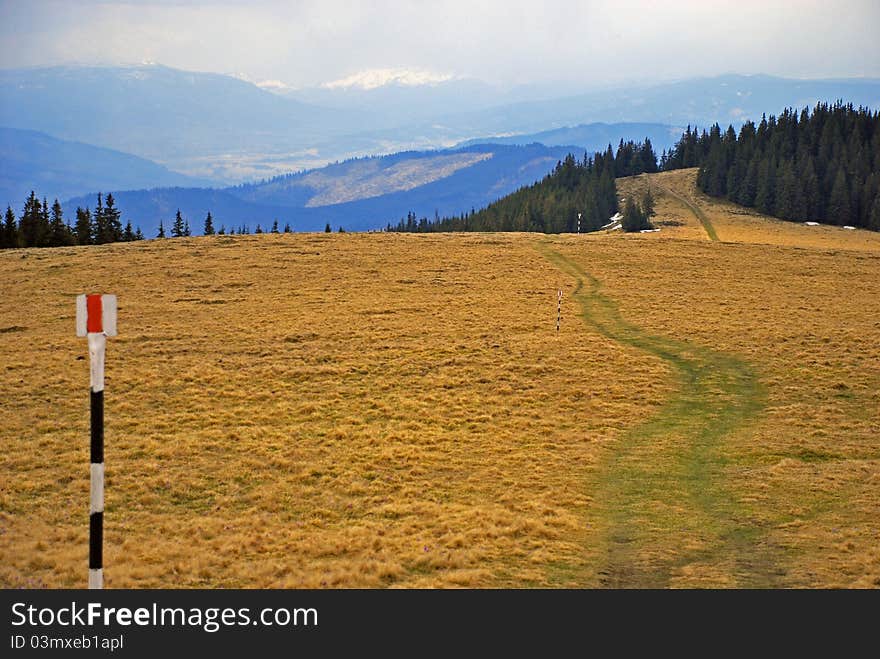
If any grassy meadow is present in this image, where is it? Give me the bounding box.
[1,169,878,587]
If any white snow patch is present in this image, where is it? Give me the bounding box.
[640,228,661,233]
[323,68,455,90]
[843,225,856,230]
[805,222,820,226]
[256,79,291,91]
[600,213,623,230]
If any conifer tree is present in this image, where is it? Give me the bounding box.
[93,193,106,244]
[827,168,851,225]
[157,219,166,239]
[204,212,215,235]
[621,197,649,232]
[75,207,93,245]
[869,193,880,231]
[325,223,332,233]
[171,210,185,237]
[19,191,41,247]
[49,199,71,246]
[271,219,279,233]
[103,193,123,243]
[1,206,17,248]
[123,221,135,242]
[183,219,191,237]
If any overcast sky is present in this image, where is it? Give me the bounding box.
[1,0,879,88]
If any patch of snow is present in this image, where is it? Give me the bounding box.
[256,79,291,91]
[805,221,820,226]
[322,68,455,90]
[843,225,856,230]
[640,228,660,233]
[600,214,622,230]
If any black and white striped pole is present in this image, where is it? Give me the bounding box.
[76,294,117,589]
[557,289,562,333]
[577,212,581,235]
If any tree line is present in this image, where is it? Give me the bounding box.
[1,192,144,249]
[387,139,659,234]
[662,102,880,229]
[0,191,299,249]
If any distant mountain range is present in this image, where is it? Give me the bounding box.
[63,143,583,235]
[455,122,682,152]
[0,127,212,208]
[4,63,880,236]
[3,65,878,183]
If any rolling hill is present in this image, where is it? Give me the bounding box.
[0,127,213,208]
[455,121,681,152]
[3,169,879,588]
[0,64,350,181]
[63,143,581,234]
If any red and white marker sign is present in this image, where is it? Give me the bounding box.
[76,293,117,590]
[76,294,116,394]
[76,294,117,337]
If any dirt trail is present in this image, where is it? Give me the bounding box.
[541,245,783,587]
[656,184,720,242]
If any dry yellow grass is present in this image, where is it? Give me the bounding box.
[0,233,668,588]
[2,169,879,588]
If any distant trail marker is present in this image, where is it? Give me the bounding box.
[76,294,117,589]
[577,212,582,235]
[557,289,563,333]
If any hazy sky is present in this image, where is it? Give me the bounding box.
[1,0,879,88]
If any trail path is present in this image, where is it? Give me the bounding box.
[657,184,719,242]
[541,244,783,587]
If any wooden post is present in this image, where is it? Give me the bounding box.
[76,294,117,589]
[557,289,562,333]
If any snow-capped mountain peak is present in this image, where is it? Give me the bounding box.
[321,68,456,91]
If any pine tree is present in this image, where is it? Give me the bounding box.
[621,197,648,232]
[1,206,17,248]
[325,223,332,233]
[157,219,166,239]
[49,199,71,247]
[218,225,226,235]
[827,168,851,225]
[75,207,93,245]
[103,193,123,243]
[641,188,656,221]
[183,220,191,237]
[204,212,215,236]
[93,193,106,244]
[171,210,185,238]
[868,193,880,231]
[271,219,279,233]
[774,161,797,221]
[134,227,144,240]
[283,223,292,233]
[19,191,41,247]
[123,221,135,242]
[37,197,51,247]
[755,157,776,215]
[255,224,263,234]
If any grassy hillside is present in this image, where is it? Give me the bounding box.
[2,171,879,587]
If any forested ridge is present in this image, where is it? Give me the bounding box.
[662,102,880,229]
[388,139,659,233]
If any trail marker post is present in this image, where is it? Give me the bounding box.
[577,212,581,235]
[557,289,562,333]
[76,294,117,589]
